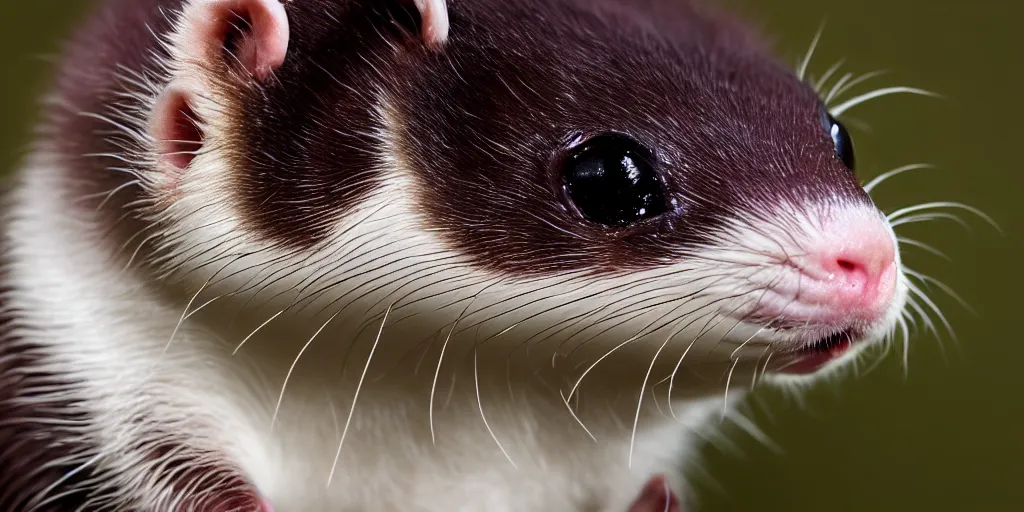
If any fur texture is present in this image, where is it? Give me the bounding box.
[0,0,913,510]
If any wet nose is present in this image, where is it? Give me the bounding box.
[810,215,898,317]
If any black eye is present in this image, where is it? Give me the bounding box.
[562,132,667,226]
[821,106,855,171]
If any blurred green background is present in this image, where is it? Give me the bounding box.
[1,1,1020,510]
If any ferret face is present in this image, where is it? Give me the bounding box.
[389,1,908,376]
[144,0,907,380]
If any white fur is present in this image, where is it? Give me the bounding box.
[6,157,724,509]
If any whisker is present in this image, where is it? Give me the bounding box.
[163,278,214,355]
[904,294,939,341]
[898,314,911,378]
[731,326,767,362]
[475,347,517,469]
[897,237,950,261]
[825,69,888,105]
[824,72,855,106]
[551,272,740,358]
[560,389,597,442]
[797,20,827,81]
[905,279,957,343]
[567,337,635,402]
[327,303,393,486]
[831,86,940,117]
[890,212,970,230]
[901,313,909,378]
[666,291,778,418]
[233,310,285,355]
[272,307,345,430]
[571,289,750,404]
[759,351,774,381]
[904,267,975,315]
[667,331,702,420]
[887,201,1001,233]
[89,179,141,210]
[628,325,680,468]
[863,163,933,193]
[751,342,772,389]
[182,293,230,322]
[721,358,740,420]
[429,280,500,444]
[813,58,846,93]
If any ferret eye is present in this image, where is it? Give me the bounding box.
[562,132,667,226]
[821,106,855,171]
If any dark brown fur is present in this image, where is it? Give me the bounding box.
[224,0,870,276]
[51,0,869,278]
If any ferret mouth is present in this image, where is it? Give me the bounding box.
[776,329,857,375]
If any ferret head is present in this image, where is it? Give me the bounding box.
[133,0,907,384]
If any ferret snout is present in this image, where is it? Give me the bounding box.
[728,201,905,340]
[803,212,899,321]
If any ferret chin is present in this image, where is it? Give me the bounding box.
[0,0,920,510]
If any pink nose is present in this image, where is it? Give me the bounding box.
[806,216,898,320]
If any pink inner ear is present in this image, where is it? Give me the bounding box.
[152,88,203,171]
[202,0,290,80]
[223,8,257,69]
[627,475,681,512]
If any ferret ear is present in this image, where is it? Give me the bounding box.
[180,0,290,80]
[404,0,450,46]
[148,0,290,175]
[150,82,204,173]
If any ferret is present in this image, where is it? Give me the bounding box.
[0,0,918,510]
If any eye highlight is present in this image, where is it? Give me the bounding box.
[821,105,855,171]
[561,132,667,227]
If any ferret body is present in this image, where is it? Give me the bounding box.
[0,0,911,511]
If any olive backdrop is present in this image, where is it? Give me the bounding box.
[1,1,1020,510]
